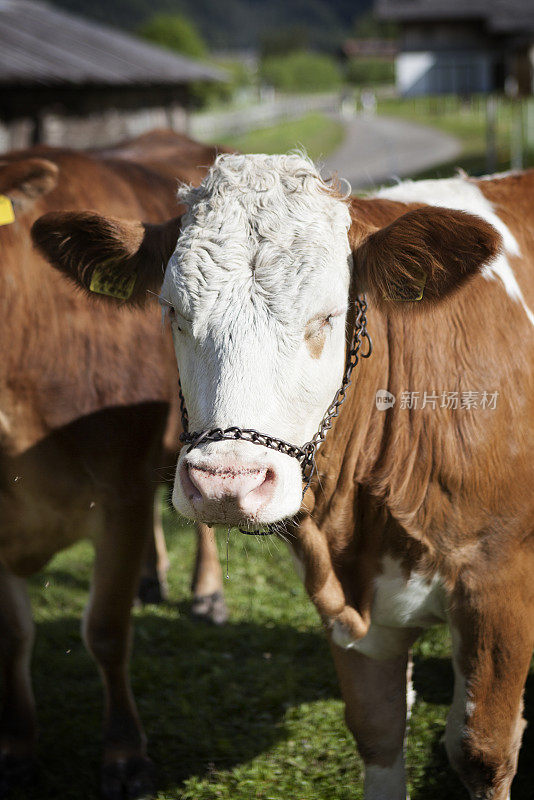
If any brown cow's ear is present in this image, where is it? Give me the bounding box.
[352,206,502,306]
[31,211,181,304]
[0,158,59,215]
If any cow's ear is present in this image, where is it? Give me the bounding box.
[352,206,502,306]
[31,211,181,304]
[0,158,59,218]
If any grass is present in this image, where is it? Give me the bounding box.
[377,94,534,180]
[220,112,345,162]
[16,498,534,799]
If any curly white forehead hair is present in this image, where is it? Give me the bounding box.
[170,153,352,314]
[177,152,351,230]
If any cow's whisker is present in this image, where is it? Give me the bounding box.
[225,526,231,580]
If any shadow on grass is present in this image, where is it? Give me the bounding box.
[36,568,90,592]
[25,606,338,799]
[413,655,454,706]
[19,609,534,800]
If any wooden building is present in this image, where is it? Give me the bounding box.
[376,0,534,97]
[0,0,225,152]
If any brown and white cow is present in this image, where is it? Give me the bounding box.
[0,139,229,799]
[34,154,534,800]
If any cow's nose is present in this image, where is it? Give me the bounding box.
[181,462,276,518]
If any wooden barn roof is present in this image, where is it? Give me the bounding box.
[376,0,534,33]
[0,0,226,86]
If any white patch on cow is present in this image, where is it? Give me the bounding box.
[372,557,447,627]
[332,557,447,660]
[464,698,476,718]
[377,176,534,327]
[364,751,406,800]
[477,169,521,181]
[163,154,353,525]
[406,655,416,720]
[406,677,416,722]
[0,409,11,435]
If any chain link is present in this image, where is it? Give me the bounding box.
[177,296,372,532]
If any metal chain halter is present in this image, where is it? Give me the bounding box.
[178,295,372,534]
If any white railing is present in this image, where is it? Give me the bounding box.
[189,93,340,141]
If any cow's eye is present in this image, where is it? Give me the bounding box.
[160,299,183,332]
[169,308,184,333]
[305,317,328,343]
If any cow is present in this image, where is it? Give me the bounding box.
[33,153,534,800]
[93,127,232,184]
[0,140,229,799]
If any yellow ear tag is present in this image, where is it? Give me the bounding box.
[0,195,15,226]
[387,271,427,302]
[89,263,136,300]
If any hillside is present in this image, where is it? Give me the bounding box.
[49,0,372,50]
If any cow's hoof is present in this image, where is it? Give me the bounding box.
[191,591,229,625]
[136,576,167,605]
[0,753,38,798]
[101,756,155,800]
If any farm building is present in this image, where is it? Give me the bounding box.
[0,0,225,152]
[376,0,534,97]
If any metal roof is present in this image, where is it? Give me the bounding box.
[0,0,226,86]
[376,0,534,33]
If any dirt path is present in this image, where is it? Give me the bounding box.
[321,114,462,190]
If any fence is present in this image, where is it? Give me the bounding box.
[189,93,340,141]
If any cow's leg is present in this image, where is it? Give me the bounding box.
[0,566,37,795]
[330,640,410,800]
[83,499,154,800]
[190,523,228,625]
[445,576,534,800]
[137,497,169,605]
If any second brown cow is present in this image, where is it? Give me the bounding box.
[0,134,227,799]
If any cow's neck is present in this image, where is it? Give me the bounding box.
[307,197,417,535]
[294,299,438,640]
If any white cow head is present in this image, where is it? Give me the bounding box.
[33,153,501,530]
[161,154,352,526]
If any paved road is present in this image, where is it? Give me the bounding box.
[321,114,462,191]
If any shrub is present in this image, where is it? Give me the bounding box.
[260,51,342,93]
[138,13,207,58]
[346,58,395,86]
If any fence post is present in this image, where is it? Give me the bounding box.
[485,94,497,174]
[525,97,534,153]
[510,99,524,171]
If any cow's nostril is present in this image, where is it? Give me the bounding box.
[181,463,203,503]
[182,462,275,514]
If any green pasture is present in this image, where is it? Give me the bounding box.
[378,94,534,179]
[220,112,345,162]
[15,497,534,799]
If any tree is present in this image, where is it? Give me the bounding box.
[352,11,398,40]
[138,13,207,58]
[261,51,342,93]
[346,58,394,86]
[260,26,310,59]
